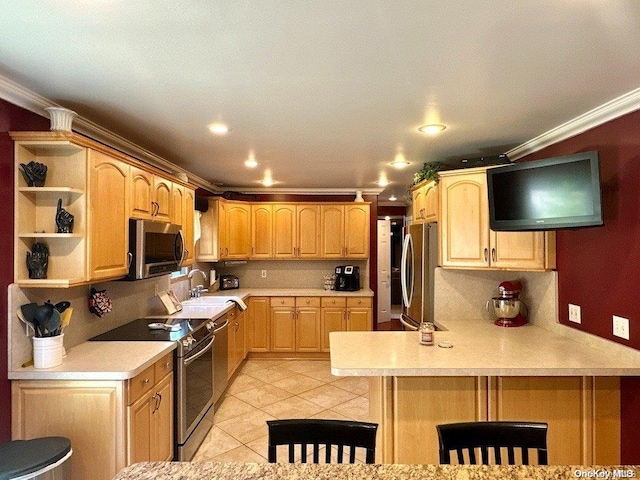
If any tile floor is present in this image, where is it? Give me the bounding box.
[192,359,371,463]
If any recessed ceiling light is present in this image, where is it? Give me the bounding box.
[260,170,275,187]
[208,123,231,135]
[377,176,389,187]
[390,152,410,169]
[389,195,397,201]
[244,150,258,168]
[418,123,446,135]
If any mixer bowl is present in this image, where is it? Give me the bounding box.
[488,297,521,318]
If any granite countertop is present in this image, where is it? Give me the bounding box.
[113,462,640,479]
[330,317,640,377]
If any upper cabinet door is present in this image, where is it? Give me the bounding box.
[225,202,251,259]
[182,188,195,265]
[171,183,185,227]
[490,231,546,270]
[296,205,321,258]
[345,204,370,258]
[321,205,345,258]
[252,204,273,259]
[153,177,172,223]
[412,185,426,223]
[89,149,129,281]
[273,204,296,258]
[130,166,154,220]
[439,171,489,268]
[422,182,439,223]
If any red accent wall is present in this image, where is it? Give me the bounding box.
[520,109,640,463]
[0,99,49,443]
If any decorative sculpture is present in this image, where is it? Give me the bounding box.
[19,161,48,187]
[55,199,74,233]
[26,242,49,279]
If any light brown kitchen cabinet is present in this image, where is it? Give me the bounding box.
[439,167,555,270]
[371,375,620,465]
[247,297,270,352]
[295,297,321,352]
[320,297,347,352]
[89,149,130,281]
[411,180,438,224]
[152,176,172,222]
[11,354,174,480]
[272,204,296,258]
[252,204,273,259]
[129,166,172,223]
[296,204,322,257]
[227,308,246,378]
[12,134,89,287]
[346,297,372,331]
[321,204,370,258]
[221,201,251,259]
[271,297,296,352]
[182,188,195,265]
[171,183,185,227]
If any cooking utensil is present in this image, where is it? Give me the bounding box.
[60,307,73,331]
[20,302,38,324]
[54,301,71,313]
[16,309,35,337]
[46,308,62,336]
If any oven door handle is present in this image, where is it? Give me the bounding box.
[183,337,215,366]
[213,319,229,333]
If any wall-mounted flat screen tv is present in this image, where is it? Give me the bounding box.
[487,151,603,231]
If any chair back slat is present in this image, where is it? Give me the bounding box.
[437,421,548,466]
[267,419,378,464]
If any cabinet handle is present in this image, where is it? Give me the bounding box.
[235,321,239,332]
[225,247,229,256]
[127,252,133,268]
[491,248,496,262]
[143,378,150,385]
[484,248,488,262]
[165,362,171,369]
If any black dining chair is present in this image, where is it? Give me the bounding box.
[267,419,378,464]
[436,421,548,465]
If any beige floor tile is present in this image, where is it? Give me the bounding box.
[206,444,267,463]
[329,395,370,422]
[234,383,293,408]
[281,359,331,374]
[240,359,286,374]
[271,373,325,395]
[214,395,255,423]
[298,383,359,409]
[260,395,326,419]
[245,434,270,460]
[245,364,298,383]
[225,373,267,395]
[296,366,340,384]
[191,426,243,461]
[308,409,350,421]
[331,376,369,395]
[216,407,274,444]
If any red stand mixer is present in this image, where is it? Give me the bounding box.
[486,281,528,327]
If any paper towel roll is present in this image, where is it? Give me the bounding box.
[210,269,216,287]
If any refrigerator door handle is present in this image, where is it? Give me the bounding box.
[401,232,414,308]
[399,313,419,331]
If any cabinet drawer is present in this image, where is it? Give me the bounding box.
[346,297,371,308]
[321,297,347,308]
[271,297,295,307]
[296,297,320,308]
[128,364,156,405]
[155,353,173,379]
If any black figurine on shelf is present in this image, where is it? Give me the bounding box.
[26,242,49,279]
[19,161,48,187]
[55,198,74,233]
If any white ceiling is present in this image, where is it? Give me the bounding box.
[1,1,640,202]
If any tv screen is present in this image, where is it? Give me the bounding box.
[487,151,603,231]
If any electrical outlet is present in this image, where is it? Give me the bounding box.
[261,270,267,278]
[613,315,630,340]
[568,304,581,324]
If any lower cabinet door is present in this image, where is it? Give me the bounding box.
[321,308,346,352]
[295,307,321,352]
[151,374,174,461]
[271,308,295,351]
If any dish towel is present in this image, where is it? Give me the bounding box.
[194,211,202,243]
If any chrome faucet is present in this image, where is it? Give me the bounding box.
[188,269,208,297]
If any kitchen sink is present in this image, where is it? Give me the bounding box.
[181,296,239,306]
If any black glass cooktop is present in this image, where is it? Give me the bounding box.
[89,318,208,343]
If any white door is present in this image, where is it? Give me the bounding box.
[377,219,391,324]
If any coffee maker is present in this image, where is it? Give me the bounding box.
[334,265,360,291]
[486,281,528,327]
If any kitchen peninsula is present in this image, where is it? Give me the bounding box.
[330,317,640,466]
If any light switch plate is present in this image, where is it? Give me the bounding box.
[569,304,581,324]
[613,315,630,340]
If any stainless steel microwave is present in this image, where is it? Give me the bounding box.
[126,219,186,280]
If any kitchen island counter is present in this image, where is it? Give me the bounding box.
[199,287,374,298]
[330,317,640,377]
[113,462,639,480]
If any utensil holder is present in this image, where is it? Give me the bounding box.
[33,334,64,369]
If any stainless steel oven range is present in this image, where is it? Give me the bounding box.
[90,313,229,461]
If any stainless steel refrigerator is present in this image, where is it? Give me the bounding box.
[400,222,438,330]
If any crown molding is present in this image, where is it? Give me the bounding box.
[0,73,216,191]
[506,88,640,160]
[231,186,383,196]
